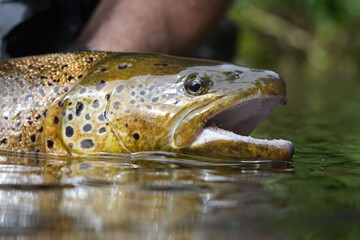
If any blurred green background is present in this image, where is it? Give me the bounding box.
[227,0,360,81]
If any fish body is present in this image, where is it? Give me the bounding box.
[0,51,293,160]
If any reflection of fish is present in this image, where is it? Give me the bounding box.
[0,51,293,160]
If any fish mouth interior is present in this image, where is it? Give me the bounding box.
[203,95,284,137]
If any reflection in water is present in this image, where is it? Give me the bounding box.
[0,151,292,239]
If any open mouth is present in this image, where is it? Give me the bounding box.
[189,94,294,160]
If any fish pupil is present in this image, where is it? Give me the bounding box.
[189,81,201,92]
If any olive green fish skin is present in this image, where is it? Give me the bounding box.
[0,51,292,160]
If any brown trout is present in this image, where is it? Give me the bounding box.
[0,51,293,160]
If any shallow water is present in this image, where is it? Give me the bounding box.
[0,75,359,239]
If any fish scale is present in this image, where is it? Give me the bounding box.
[0,51,112,152]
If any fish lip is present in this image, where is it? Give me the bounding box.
[187,93,294,160]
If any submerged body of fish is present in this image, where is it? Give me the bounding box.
[0,51,293,160]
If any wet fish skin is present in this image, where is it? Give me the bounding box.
[0,51,292,160]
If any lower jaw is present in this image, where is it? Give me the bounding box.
[182,127,294,161]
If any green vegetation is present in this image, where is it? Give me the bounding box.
[228,0,360,80]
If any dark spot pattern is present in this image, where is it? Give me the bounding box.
[99,127,106,133]
[25,94,34,101]
[68,114,73,121]
[81,139,94,149]
[116,85,124,93]
[30,134,36,143]
[85,113,91,120]
[0,138,7,145]
[154,63,168,67]
[83,124,92,132]
[76,102,84,116]
[54,116,59,124]
[133,133,140,140]
[152,97,159,102]
[98,113,106,121]
[113,101,121,110]
[95,80,106,91]
[80,88,86,94]
[92,100,99,108]
[47,140,54,149]
[65,126,74,137]
[130,100,135,104]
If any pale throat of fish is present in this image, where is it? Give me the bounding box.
[190,94,293,150]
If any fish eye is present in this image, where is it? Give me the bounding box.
[184,73,206,96]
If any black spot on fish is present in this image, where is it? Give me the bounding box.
[0,138,7,144]
[76,102,84,116]
[130,100,135,104]
[113,101,121,110]
[47,140,54,149]
[99,127,106,133]
[80,88,86,94]
[54,116,59,124]
[30,134,36,143]
[38,126,43,133]
[68,76,74,82]
[152,97,159,102]
[105,94,110,100]
[140,90,145,95]
[65,126,74,137]
[81,139,94,149]
[61,64,68,69]
[116,85,124,93]
[43,110,47,117]
[138,84,143,88]
[69,143,74,148]
[53,86,60,94]
[58,101,64,107]
[92,100,99,108]
[87,57,94,63]
[118,63,127,69]
[98,113,106,121]
[131,91,135,96]
[12,98,18,104]
[146,105,152,110]
[83,124,92,132]
[64,86,69,92]
[154,63,168,67]
[100,68,107,72]
[39,89,46,97]
[25,94,34,101]
[68,114,73,121]
[125,109,130,113]
[125,123,129,128]
[18,81,24,88]
[133,133,140,140]
[35,114,41,121]
[85,113,91,120]
[78,74,83,79]
[96,80,106,91]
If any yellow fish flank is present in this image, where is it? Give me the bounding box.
[0,51,293,160]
